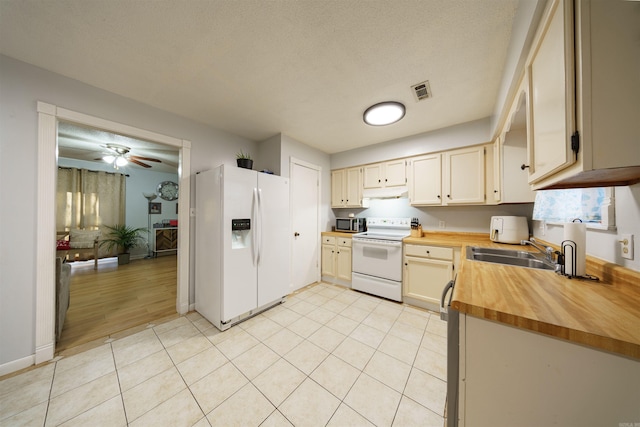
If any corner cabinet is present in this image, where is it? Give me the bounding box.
[321,234,352,286]
[524,0,640,189]
[331,167,363,208]
[489,86,535,204]
[363,160,406,189]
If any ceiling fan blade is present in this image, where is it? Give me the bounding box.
[129,158,152,168]
[129,155,161,163]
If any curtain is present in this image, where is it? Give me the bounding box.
[56,167,126,258]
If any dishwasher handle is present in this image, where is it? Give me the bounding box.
[440,277,456,321]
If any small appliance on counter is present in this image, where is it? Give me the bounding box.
[490,216,529,244]
[336,217,366,233]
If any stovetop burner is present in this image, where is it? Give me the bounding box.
[353,217,411,241]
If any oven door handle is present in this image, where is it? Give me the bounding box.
[353,239,403,247]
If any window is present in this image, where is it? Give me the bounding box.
[532,187,615,229]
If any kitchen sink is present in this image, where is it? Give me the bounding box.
[466,246,557,271]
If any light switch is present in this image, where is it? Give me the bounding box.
[619,234,633,260]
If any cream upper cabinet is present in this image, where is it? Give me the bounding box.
[331,169,345,207]
[491,88,535,204]
[525,0,640,189]
[408,153,442,206]
[331,167,362,208]
[443,146,485,205]
[526,0,576,185]
[363,160,406,189]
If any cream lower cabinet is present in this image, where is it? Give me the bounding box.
[321,235,352,285]
[403,244,454,311]
[458,314,640,426]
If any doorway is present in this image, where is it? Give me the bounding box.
[290,158,321,291]
[55,122,181,351]
[35,102,191,363]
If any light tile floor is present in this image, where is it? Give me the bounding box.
[0,283,447,426]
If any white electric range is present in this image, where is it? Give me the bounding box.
[351,217,411,302]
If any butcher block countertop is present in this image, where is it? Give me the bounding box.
[404,231,640,359]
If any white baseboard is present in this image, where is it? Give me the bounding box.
[0,354,35,377]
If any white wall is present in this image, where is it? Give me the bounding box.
[57,158,179,258]
[256,134,282,175]
[0,54,261,366]
[331,118,492,170]
[490,0,547,137]
[533,183,640,272]
[280,134,333,231]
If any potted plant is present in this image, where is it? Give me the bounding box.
[100,224,148,265]
[236,150,253,169]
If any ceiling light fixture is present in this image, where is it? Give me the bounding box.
[363,101,406,126]
[102,154,128,169]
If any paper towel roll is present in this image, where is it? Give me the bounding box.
[564,222,586,276]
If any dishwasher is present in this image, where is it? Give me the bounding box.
[441,277,459,427]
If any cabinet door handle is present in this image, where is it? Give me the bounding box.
[385,179,388,182]
[404,262,408,266]
[378,179,381,183]
[521,164,530,170]
[447,194,451,198]
[437,195,441,199]
[426,250,430,254]
[294,232,300,237]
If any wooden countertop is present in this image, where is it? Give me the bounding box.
[404,232,640,359]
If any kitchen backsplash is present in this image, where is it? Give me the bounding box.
[332,197,534,233]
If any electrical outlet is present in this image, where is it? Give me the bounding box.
[619,234,634,260]
[439,221,446,229]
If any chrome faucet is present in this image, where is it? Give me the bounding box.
[521,238,556,263]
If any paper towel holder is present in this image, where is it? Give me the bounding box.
[560,219,599,281]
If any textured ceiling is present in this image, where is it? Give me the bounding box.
[0,0,518,154]
[57,121,179,173]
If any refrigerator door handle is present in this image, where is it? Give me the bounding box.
[257,188,263,265]
[252,188,258,266]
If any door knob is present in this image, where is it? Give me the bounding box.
[294,232,300,237]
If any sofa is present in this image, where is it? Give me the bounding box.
[55,257,71,342]
[56,229,101,270]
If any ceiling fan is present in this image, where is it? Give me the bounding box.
[95,143,162,169]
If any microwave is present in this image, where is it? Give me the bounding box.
[336,217,366,232]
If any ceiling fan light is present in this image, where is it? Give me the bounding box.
[115,157,128,167]
[103,155,115,163]
[363,102,405,126]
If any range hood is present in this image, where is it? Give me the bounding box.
[362,186,409,199]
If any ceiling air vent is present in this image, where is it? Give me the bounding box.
[411,80,432,102]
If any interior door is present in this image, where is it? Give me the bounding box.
[291,160,320,291]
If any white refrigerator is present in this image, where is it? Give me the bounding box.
[195,165,290,330]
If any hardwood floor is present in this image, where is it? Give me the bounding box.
[56,255,178,353]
